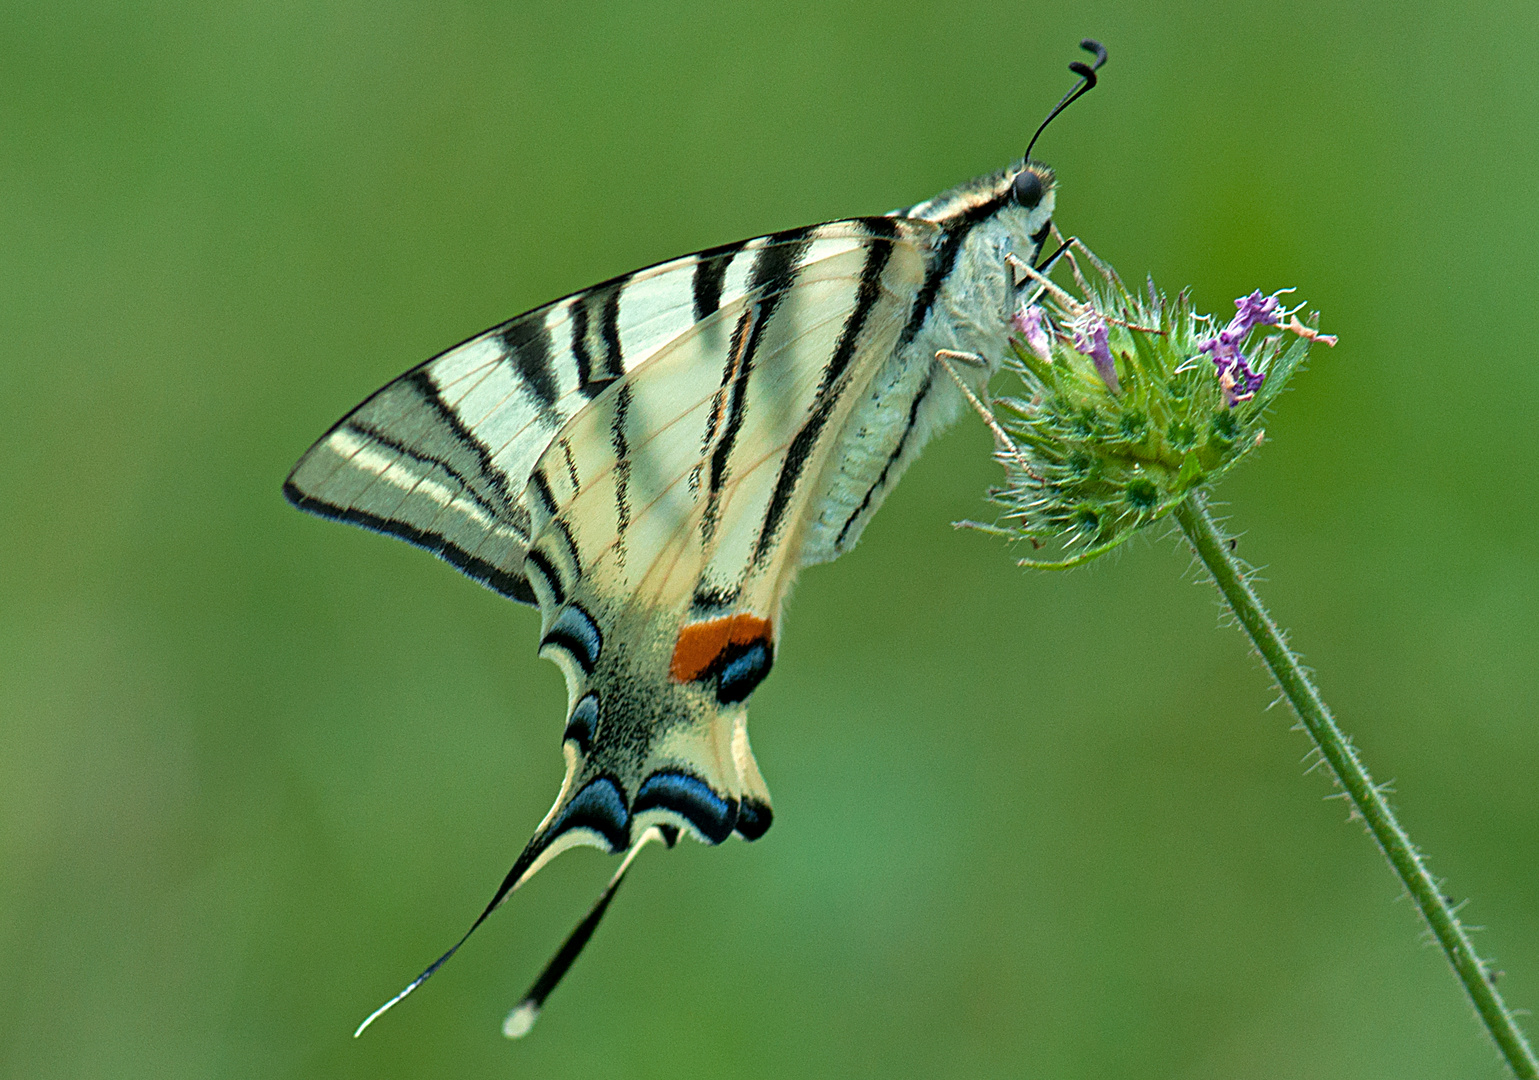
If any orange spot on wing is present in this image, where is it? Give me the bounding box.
[670,614,773,683]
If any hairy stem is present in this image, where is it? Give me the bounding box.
[1172,492,1538,1079]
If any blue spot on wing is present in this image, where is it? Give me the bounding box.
[634,771,738,844]
[551,776,630,852]
[564,693,599,755]
[717,641,772,704]
[541,603,603,673]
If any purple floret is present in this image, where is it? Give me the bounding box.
[1199,290,1285,405]
[1073,315,1121,394]
[1230,290,1283,337]
[1013,304,1053,361]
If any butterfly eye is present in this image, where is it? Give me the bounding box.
[1012,169,1044,209]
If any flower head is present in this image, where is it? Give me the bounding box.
[981,244,1332,568]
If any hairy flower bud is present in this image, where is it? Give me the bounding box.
[968,242,1332,568]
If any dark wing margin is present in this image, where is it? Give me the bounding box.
[284,365,539,604]
[286,363,538,600]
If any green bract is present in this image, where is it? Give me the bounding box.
[975,243,1327,568]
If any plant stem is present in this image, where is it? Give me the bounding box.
[1171,492,1538,1079]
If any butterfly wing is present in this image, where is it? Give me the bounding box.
[497,218,938,892]
[284,232,822,605]
[295,216,948,1032]
[288,217,941,875]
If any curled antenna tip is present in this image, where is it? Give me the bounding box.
[1076,39,1109,72]
[503,1000,541,1039]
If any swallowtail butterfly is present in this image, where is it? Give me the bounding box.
[286,40,1107,1037]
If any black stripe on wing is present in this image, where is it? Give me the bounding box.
[702,227,815,537]
[284,369,536,605]
[692,239,748,320]
[499,317,560,413]
[527,466,584,583]
[598,279,627,380]
[610,382,632,565]
[401,369,521,511]
[340,418,507,525]
[567,300,616,400]
[753,217,899,563]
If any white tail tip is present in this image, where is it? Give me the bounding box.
[502,1000,540,1039]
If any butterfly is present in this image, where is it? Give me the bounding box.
[285,39,1107,1038]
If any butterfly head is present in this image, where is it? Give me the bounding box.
[898,160,1057,278]
[1008,159,1057,254]
[996,160,1059,283]
[992,160,1058,262]
[902,157,1054,222]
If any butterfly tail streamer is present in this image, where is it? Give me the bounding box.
[352,809,588,1038]
[503,825,675,1039]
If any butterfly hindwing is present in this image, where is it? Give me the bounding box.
[501,218,937,886]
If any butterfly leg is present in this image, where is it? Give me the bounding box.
[1009,253,1083,312]
[933,350,1040,481]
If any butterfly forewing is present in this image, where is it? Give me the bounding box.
[285,232,830,606]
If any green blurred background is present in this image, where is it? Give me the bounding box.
[4,2,1537,1077]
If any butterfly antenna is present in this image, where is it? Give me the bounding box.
[503,826,675,1039]
[1024,38,1108,162]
